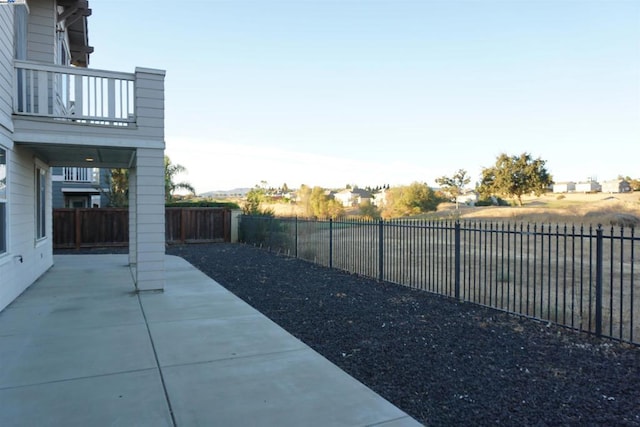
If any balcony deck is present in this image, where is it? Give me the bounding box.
[12,61,164,167]
[0,254,420,426]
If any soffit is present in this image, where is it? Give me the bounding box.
[16,143,135,168]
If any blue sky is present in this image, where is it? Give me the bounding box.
[89,0,639,193]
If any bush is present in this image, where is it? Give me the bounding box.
[476,196,509,207]
[165,201,240,209]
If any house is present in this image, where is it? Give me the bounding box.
[575,181,601,193]
[601,179,631,194]
[553,182,576,193]
[51,166,109,207]
[372,187,388,207]
[0,0,166,312]
[456,191,478,206]
[334,188,373,207]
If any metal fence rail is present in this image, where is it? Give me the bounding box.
[239,215,639,345]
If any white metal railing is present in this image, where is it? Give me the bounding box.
[13,60,136,126]
[62,167,95,182]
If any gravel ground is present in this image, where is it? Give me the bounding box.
[58,244,640,425]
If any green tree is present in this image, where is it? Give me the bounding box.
[436,169,471,210]
[381,182,441,218]
[296,185,344,219]
[623,176,640,191]
[242,182,274,215]
[164,156,195,202]
[478,153,553,206]
[358,200,381,220]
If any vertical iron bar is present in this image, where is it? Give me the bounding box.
[595,225,603,337]
[329,218,333,269]
[630,227,635,343]
[533,224,538,317]
[455,221,460,300]
[609,226,614,337]
[378,219,384,281]
[619,226,624,340]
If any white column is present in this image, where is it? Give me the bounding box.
[133,147,165,291]
[128,168,137,266]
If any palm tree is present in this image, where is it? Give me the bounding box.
[164,156,195,202]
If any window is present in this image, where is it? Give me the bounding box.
[0,148,6,254]
[36,167,46,240]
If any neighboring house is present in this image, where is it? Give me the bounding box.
[456,191,478,206]
[372,188,388,207]
[601,179,631,194]
[334,188,373,207]
[553,182,576,193]
[51,166,109,208]
[0,0,166,312]
[575,181,601,193]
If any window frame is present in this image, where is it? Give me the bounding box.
[35,165,46,241]
[0,147,6,255]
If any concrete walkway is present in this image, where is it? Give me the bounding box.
[0,254,422,426]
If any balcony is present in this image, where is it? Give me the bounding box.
[62,166,100,183]
[12,61,165,167]
[14,60,135,127]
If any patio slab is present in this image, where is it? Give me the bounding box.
[0,253,422,426]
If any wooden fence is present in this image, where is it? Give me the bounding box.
[53,207,231,249]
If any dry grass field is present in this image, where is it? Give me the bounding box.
[438,192,640,226]
[262,192,640,225]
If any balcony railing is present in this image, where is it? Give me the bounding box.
[63,167,96,183]
[13,60,136,126]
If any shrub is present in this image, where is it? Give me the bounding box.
[165,201,240,209]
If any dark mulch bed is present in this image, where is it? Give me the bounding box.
[62,244,640,425]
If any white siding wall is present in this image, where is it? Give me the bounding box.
[0,144,53,312]
[131,148,165,291]
[0,3,53,312]
[0,7,14,132]
[26,0,56,63]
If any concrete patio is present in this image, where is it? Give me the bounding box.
[0,254,422,426]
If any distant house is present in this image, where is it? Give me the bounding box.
[602,179,631,193]
[553,182,576,193]
[334,188,373,207]
[456,191,479,206]
[575,181,601,193]
[51,167,110,208]
[372,188,389,207]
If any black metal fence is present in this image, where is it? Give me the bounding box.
[239,215,639,346]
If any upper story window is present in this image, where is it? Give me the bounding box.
[35,167,47,240]
[14,6,27,60]
[0,148,7,254]
[63,167,96,183]
[36,166,46,240]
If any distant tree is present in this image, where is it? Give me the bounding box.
[358,200,381,220]
[478,153,552,206]
[623,176,640,191]
[242,182,274,215]
[106,169,129,207]
[281,183,290,193]
[296,185,343,218]
[164,156,195,202]
[381,182,442,218]
[436,169,471,210]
